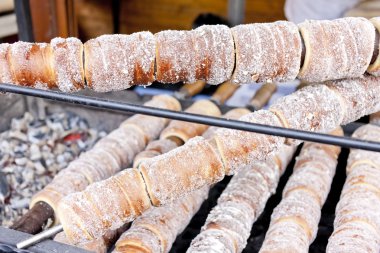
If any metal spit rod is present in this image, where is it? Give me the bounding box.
[16,225,63,249]
[1,83,380,152]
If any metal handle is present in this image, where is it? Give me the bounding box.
[16,225,63,249]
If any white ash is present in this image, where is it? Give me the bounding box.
[0,111,106,227]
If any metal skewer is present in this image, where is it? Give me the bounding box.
[1,83,380,152]
[16,225,63,249]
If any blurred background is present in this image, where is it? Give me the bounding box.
[1,0,379,43]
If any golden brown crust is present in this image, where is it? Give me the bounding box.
[155,30,196,83]
[115,169,152,216]
[133,150,161,169]
[8,42,56,88]
[57,169,152,245]
[83,40,93,89]
[159,100,221,142]
[84,33,155,92]
[116,227,161,253]
[138,136,224,206]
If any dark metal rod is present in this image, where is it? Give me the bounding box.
[1,83,380,152]
[14,0,34,42]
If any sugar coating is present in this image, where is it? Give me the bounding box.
[189,146,295,253]
[0,43,12,83]
[296,145,339,171]
[32,95,175,223]
[133,138,178,168]
[325,76,380,125]
[284,141,341,207]
[45,169,89,194]
[218,171,268,211]
[50,37,84,92]
[122,114,166,144]
[133,150,161,168]
[326,221,380,253]
[283,165,334,206]
[231,21,302,84]
[347,124,380,170]
[30,170,90,220]
[214,110,285,175]
[116,187,208,253]
[203,108,250,139]
[251,160,281,194]
[76,149,119,181]
[145,139,178,154]
[160,99,221,142]
[139,136,224,205]
[104,125,146,166]
[334,193,380,233]
[260,220,309,253]
[298,17,375,82]
[58,169,151,245]
[203,201,253,252]
[55,229,109,253]
[192,25,235,84]
[327,124,380,252]
[8,41,55,87]
[275,145,297,174]
[85,32,155,92]
[367,17,380,76]
[94,138,129,168]
[270,85,343,144]
[115,227,162,253]
[187,228,236,253]
[122,95,181,142]
[77,238,108,253]
[270,191,321,241]
[155,30,196,83]
[342,165,380,195]
[261,140,339,252]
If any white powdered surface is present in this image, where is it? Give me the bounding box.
[155,30,196,83]
[189,146,295,253]
[270,84,343,144]
[325,76,380,125]
[327,124,380,252]
[261,140,339,252]
[85,32,155,92]
[187,228,236,253]
[203,108,250,140]
[0,43,12,83]
[192,25,235,84]
[51,37,84,92]
[231,21,302,84]
[298,17,375,82]
[215,110,285,175]
[117,187,208,253]
[139,136,224,205]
